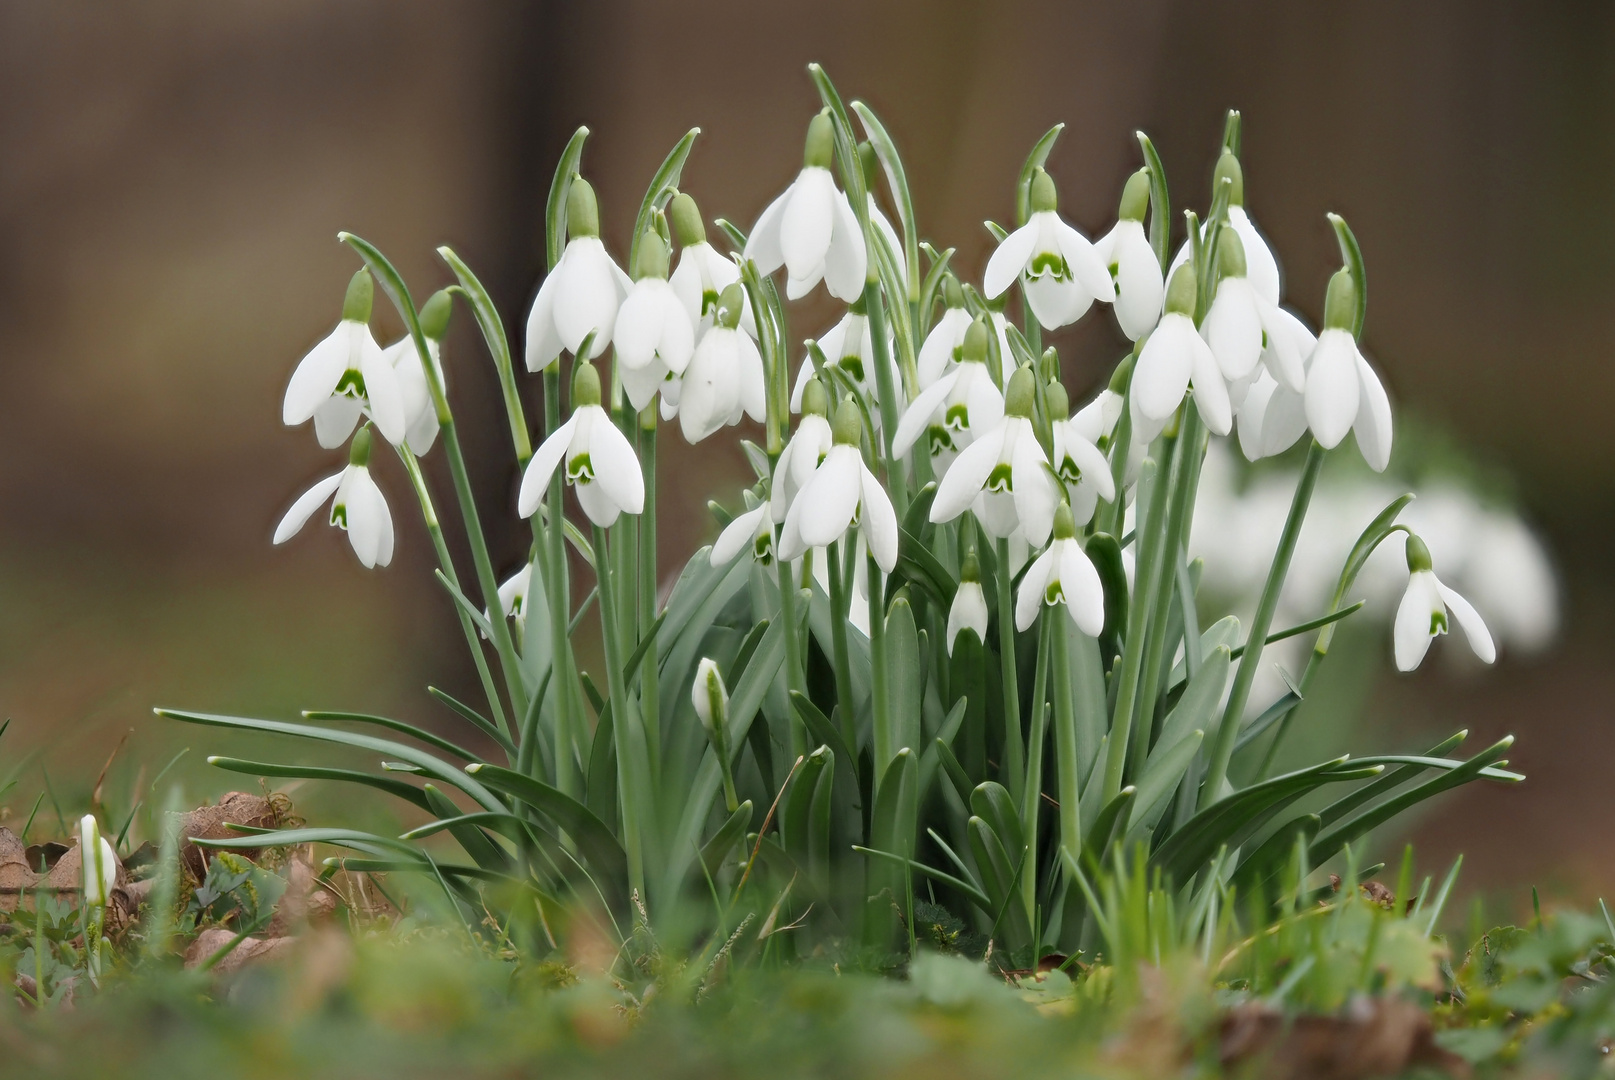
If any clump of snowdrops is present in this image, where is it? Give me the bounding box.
[161,67,1521,968]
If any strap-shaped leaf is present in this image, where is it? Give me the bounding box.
[206,755,432,813]
[467,763,627,883]
[916,699,969,805]
[1135,131,1171,271]
[970,781,1023,863]
[421,785,513,873]
[855,845,990,914]
[1082,786,1135,870]
[1015,124,1064,228]
[303,710,478,763]
[783,746,831,862]
[851,101,918,300]
[630,128,700,275]
[1130,729,1204,837]
[1152,646,1229,761]
[699,800,753,875]
[545,126,589,269]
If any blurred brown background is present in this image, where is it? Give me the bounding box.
[0,1,1610,906]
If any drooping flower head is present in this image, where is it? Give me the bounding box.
[711,493,777,568]
[1169,152,1282,307]
[1202,228,1305,396]
[1093,169,1164,341]
[384,289,453,456]
[1394,534,1495,671]
[745,111,867,302]
[273,425,395,569]
[525,176,631,371]
[772,377,834,519]
[946,549,990,656]
[1303,268,1393,471]
[1046,382,1116,526]
[893,316,1004,472]
[778,396,899,572]
[983,167,1115,331]
[1016,503,1105,636]
[284,268,407,449]
[668,192,753,341]
[1130,262,1231,441]
[517,361,645,528]
[675,282,766,444]
[615,229,696,411]
[790,299,891,411]
[931,365,1061,545]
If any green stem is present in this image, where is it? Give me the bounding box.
[1200,441,1326,807]
[542,364,580,796]
[824,541,856,750]
[396,444,512,754]
[639,414,660,778]
[868,553,893,776]
[1020,613,1053,930]
[862,280,908,515]
[1101,398,1134,540]
[777,555,807,758]
[1049,615,1081,867]
[995,537,1026,804]
[592,523,649,907]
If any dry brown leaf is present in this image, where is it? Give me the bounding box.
[172,792,282,878]
[1220,997,1469,1080]
[183,926,297,975]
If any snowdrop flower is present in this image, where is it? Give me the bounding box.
[1234,305,1320,462]
[383,289,453,456]
[1130,263,1231,441]
[668,192,755,342]
[892,317,1004,471]
[614,230,695,411]
[79,814,116,910]
[284,269,407,449]
[1394,534,1495,671]
[1202,229,1306,393]
[745,111,866,302]
[517,362,644,528]
[693,657,729,744]
[1304,269,1393,471]
[1169,152,1281,307]
[1093,169,1164,341]
[1046,383,1116,526]
[772,378,834,518]
[1015,504,1105,636]
[675,283,766,444]
[983,167,1114,331]
[711,495,776,568]
[273,426,395,569]
[525,177,631,371]
[946,551,990,656]
[779,398,899,572]
[930,366,1061,546]
[494,562,534,638]
[790,302,888,411]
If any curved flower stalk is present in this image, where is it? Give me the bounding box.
[668,192,754,342]
[517,361,644,528]
[916,277,1014,389]
[1395,534,1495,671]
[1015,504,1105,635]
[672,283,766,443]
[931,366,1060,545]
[285,269,407,449]
[1304,269,1393,471]
[1170,151,1282,307]
[1202,229,1306,394]
[1094,169,1164,341]
[984,167,1114,331]
[525,177,631,370]
[745,111,866,302]
[1130,263,1231,441]
[790,303,890,411]
[383,289,453,456]
[946,551,990,655]
[778,398,898,572]
[771,378,834,518]
[274,426,394,568]
[892,317,1004,474]
[615,230,695,411]
[1046,383,1116,525]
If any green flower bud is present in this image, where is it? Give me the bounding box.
[1324,269,1357,332]
[670,191,706,248]
[1052,502,1077,541]
[1005,365,1037,418]
[716,282,746,330]
[960,550,981,584]
[802,377,830,418]
[1118,168,1151,222]
[1217,227,1247,280]
[566,176,600,239]
[348,425,373,467]
[636,229,670,281]
[961,317,990,363]
[942,274,965,310]
[1039,345,1060,384]
[1109,352,1135,394]
[572,360,602,407]
[1213,151,1245,207]
[832,396,862,446]
[858,141,879,189]
[1029,167,1058,214]
[342,269,373,323]
[804,111,835,170]
[1405,533,1434,574]
[1045,380,1070,420]
[1165,263,1197,316]
[419,289,453,341]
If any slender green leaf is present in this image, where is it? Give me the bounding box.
[466,763,627,884]
[1016,124,1064,227]
[630,128,700,275]
[303,710,478,763]
[206,755,431,812]
[546,127,589,269]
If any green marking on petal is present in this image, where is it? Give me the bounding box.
[943,403,970,431]
[838,355,865,383]
[567,452,594,484]
[1430,611,1448,636]
[335,369,367,399]
[927,425,955,455]
[986,462,1014,493]
[1044,580,1064,606]
[1028,251,1071,282]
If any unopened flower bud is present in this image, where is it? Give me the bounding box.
[419,289,453,341]
[670,191,706,248]
[1005,365,1037,418]
[1029,167,1058,214]
[692,657,729,742]
[566,176,600,239]
[635,229,670,281]
[804,111,835,170]
[572,359,602,407]
[341,268,374,323]
[1118,168,1151,222]
[78,815,115,909]
[1164,263,1197,316]
[1323,268,1357,332]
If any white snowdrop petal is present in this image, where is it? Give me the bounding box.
[1133,315,1196,422]
[892,373,958,458]
[517,414,579,517]
[737,332,768,423]
[780,168,836,285]
[1010,429,1056,547]
[1437,579,1497,664]
[947,582,989,656]
[1015,548,1055,631]
[360,342,408,446]
[1393,571,1439,672]
[1059,542,1106,638]
[524,271,563,372]
[918,308,970,387]
[859,464,900,573]
[1064,428,1115,502]
[273,472,345,544]
[1113,224,1164,340]
[554,240,623,357]
[312,395,364,450]
[284,325,350,426]
[588,416,645,515]
[1188,334,1232,436]
[931,428,1006,523]
[744,186,792,275]
[823,190,868,303]
[1054,218,1115,302]
[1205,279,1264,382]
[712,504,768,566]
[575,478,622,528]
[1304,330,1361,450]
[613,284,669,370]
[1353,354,1394,473]
[1261,385,1309,459]
[1230,208,1281,306]
[983,221,1039,299]
[797,447,862,549]
[346,469,385,568]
